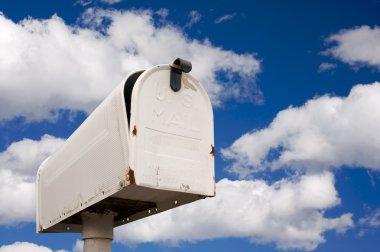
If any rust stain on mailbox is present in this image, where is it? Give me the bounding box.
[210,144,215,157]
[132,125,137,136]
[127,168,136,185]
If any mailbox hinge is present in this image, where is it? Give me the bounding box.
[170,58,192,92]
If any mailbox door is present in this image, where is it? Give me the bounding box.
[129,65,214,196]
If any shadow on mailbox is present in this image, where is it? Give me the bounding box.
[36,59,215,233]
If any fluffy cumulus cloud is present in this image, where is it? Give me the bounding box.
[0,9,261,121]
[72,240,83,252]
[0,135,65,177]
[324,26,380,70]
[0,242,66,252]
[0,135,64,225]
[115,172,353,251]
[222,82,380,178]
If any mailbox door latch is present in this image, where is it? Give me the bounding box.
[170,58,192,92]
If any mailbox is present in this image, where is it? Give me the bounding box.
[36,59,215,233]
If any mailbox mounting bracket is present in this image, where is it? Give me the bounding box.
[170,58,192,92]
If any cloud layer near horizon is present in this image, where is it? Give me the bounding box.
[115,172,353,251]
[0,242,66,252]
[0,135,353,251]
[222,82,380,178]
[0,9,261,121]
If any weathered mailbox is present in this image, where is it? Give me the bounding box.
[36,59,215,240]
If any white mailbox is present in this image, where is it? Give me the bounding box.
[36,59,215,233]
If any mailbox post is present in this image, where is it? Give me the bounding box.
[81,212,114,252]
[36,59,215,252]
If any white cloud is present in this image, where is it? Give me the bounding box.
[358,208,380,237]
[156,8,169,19]
[75,0,122,6]
[115,172,353,251]
[100,0,122,4]
[0,242,66,252]
[360,209,380,227]
[318,62,337,72]
[72,240,83,252]
[0,9,261,121]
[324,26,380,70]
[186,10,201,28]
[222,82,380,178]
[0,169,36,224]
[74,0,93,7]
[214,13,237,24]
[0,135,64,225]
[0,135,65,177]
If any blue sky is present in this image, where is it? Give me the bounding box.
[0,0,380,251]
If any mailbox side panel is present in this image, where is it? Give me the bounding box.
[37,82,130,232]
[129,65,215,197]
